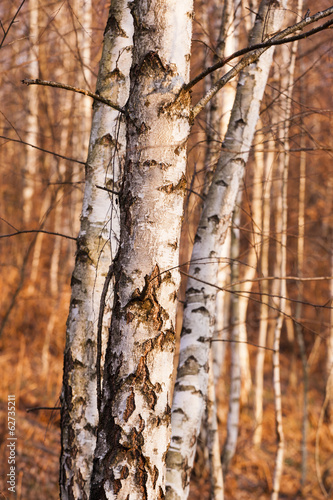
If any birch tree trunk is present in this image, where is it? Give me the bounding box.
[60,2,133,498]
[222,204,241,472]
[253,131,275,446]
[166,3,287,498]
[89,2,193,498]
[23,0,39,225]
[272,26,299,496]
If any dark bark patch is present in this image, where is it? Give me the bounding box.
[182,456,191,490]
[123,388,136,422]
[208,214,220,226]
[137,51,168,79]
[126,264,163,330]
[97,133,118,147]
[158,173,187,194]
[152,465,159,489]
[192,306,209,316]
[104,14,127,37]
[178,355,199,377]
[160,87,191,119]
[70,275,81,287]
[215,178,228,187]
[107,68,126,83]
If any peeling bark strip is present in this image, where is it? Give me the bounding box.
[90,1,193,499]
[60,2,133,498]
[166,2,287,499]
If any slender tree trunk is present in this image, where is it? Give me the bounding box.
[60,2,133,498]
[222,204,241,472]
[207,351,224,498]
[90,2,193,498]
[23,0,39,225]
[253,131,275,446]
[272,24,299,495]
[166,3,287,498]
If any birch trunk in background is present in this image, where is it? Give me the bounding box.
[211,0,240,387]
[271,26,299,496]
[90,2,193,498]
[23,0,39,225]
[222,204,241,472]
[166,3,287,498]
[292,1,307,486]
[253,132,275,446]
[60,2,133,497]
[71,0,93,232]
[207,350,224,498]
[222,125,265,466]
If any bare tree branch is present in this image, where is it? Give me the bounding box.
[0,229,77,240]
[0,0,26,49]
[0,135,85,165]
[21,79,125,113]
[191,7,333,118]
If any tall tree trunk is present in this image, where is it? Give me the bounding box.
[23,0,39,225]
[222,203,241,472]
[166,3,287,498]
[271,21,299,494]
[253,131,275,446]
[60,2,133,497]
[89,2,194,498]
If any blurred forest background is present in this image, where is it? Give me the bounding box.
[0,0,333,498]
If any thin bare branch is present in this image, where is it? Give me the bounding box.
[0,0,26,49]
[21,79,125,113]
[0,135,85,165]
[0,229,77,241]
[26,406,61,412]
[187,7,333,92]
[191,8,333,118]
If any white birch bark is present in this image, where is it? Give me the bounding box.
[89,2,193,498]
[211,0,240,385]
[222,204,241,472]
[253,132,275,446]
[60,2,133,498]
[23,0,39,225]
[207,351,224,499]
[196,0,239,484]
[166,3,287,498]
[71,0,93,231]
[292,1,308,486]
[272,28,299,497]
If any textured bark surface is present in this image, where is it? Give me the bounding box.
[166,2,287,498]
[60,2,133,498]
[89,2,193,499]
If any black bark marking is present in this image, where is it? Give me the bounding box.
[216,178,228,187]
[178,355,200,378]
[123,388,136,422]
[158,173,187,194]
[126,264,164,330]
[208,214,220,225]
[192,306,209,316]
[104,14,127,37]
[137,51,169,78]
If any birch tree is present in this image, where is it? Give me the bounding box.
[166,3,288,497]
[89,2,194,498]
[60,2,133,497]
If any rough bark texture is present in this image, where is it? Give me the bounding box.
[60,2,133,498]
[166,2,287,498]
[89,2,193,499]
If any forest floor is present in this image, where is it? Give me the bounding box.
[0,307,332,499]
